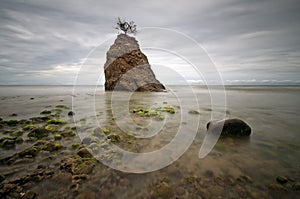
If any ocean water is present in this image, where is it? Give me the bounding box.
[0,85,299,198]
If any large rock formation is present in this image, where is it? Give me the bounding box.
[104,34,165,92]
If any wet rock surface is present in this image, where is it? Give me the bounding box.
[104,34,165,92]
[207,118,252,137]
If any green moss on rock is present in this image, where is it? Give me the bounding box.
[188,110,200,114]
[0,137,16,149]
[23,124,36,131]
[41,142,63,151]
[102,128,111,135]
[72,143,80,149]
[40,110,52,115]
[45,124,59,132]
[47,119,67,125]
[107,134,121,143]
[19,146,39,157]
[10,130,23,137]
[28,127,49,139]
[6,120,18,126]
[56,105,70,109]
[54,133,62,140]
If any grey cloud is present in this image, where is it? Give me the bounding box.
[0,0,299,85]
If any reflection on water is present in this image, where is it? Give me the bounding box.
[0,85,299,198]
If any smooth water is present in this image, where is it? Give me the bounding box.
[0,85,299,198]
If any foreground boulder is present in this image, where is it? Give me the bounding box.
[206,118,251,137]
[104,34,165,92]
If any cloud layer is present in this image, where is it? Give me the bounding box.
[0,0,299,85]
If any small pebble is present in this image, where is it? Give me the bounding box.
[276,176,288,184]
[68,111,74,116]
[293,182,300,190]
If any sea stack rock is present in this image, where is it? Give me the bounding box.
[104,34,165,92]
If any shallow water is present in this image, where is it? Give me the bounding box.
[0,85,299,198]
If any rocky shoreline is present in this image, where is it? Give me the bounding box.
[0,100,299,198]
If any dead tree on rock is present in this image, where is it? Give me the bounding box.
[115,17,137,35]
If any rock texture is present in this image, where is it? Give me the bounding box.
[206,118,251,137]
[104,34,165,91]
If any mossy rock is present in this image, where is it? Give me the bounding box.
[30,115,53,123]
[28,127,49,139]
[23,124,36,131]
[102,128,111,135]
[6,120,18,126]
[40,110,52,115]
[47,119,67,125]
[107,134,121,143]
[19,146,39,157]
[41,142,63,151]
[52,108,63,114]
[131,107,175,121]
[10,130,23,137]
[72,143,80,149]
[188,109,200,114]
[89,143,99,153]
[158,107,175,114]
[18,119,31,124]
[15,137,23,144]
[150,178,174,199]
[77,147,93,158]
[0,137,16,149]
[61,130,76,137]
[154,115,165,121]
[3,130,13,134]
[55,105,70,109]
[54,133,62,140]
[45,124,59,132]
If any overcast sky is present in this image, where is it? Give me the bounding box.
[0,0,299,85]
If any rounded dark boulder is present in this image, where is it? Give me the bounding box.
[206,118,251,137]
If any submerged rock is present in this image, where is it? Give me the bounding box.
[149,178,174,199]
[0,136,22,149]
[206,118,251,137]
[28,127,49,139]
[23,190,37,199]
[104,34,165,92]
[276,176,288,184]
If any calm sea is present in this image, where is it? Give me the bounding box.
[0,85,299,198]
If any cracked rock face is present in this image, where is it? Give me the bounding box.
[104,34,165,92]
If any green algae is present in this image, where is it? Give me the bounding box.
[45,124,59,132]
[47,119,67,125]
[131,106,175,121]
[107,134,121,143]
[55,105,70,109]
[23,124,36,131]
[72,143,80,148]
[102,128,111,135]
[6,120,18,126]
[10,130,23,137]
[54,133,62,140]
[28,127,49,139]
